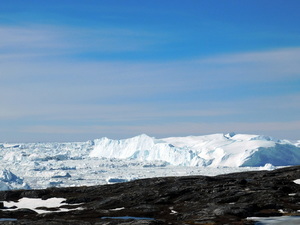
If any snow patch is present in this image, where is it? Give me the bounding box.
[110,207,125,211]
[3,197,83,214]
[106,178,130,184]
[294,179,300,185]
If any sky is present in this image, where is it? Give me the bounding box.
[0,0,300,142]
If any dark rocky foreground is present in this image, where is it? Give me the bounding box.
[1,166,300,225]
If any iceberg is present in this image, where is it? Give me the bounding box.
[90,134,206,166]
[90,133,300,167]
[0,133,299,190]
[0,169,30,190]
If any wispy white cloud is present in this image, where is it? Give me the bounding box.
[20,120,300,142]
[2,46,299,91]
[0,26,59,48]
[1,48,299,114]
[197,47,300,81]
[0,98,235,121]
[3,93,300,141]
[200,47,300,64]
[0,24,167,62]
[140,121,300,136]
[1,23,299,142]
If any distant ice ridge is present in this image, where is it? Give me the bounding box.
[90,133,300,167]
[0,133,299,190]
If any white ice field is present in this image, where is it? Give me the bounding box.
[1,133,299,190]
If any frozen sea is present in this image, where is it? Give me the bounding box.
[1,133,299,190]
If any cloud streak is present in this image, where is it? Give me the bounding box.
[1,23,299,142]
[0,24,168,63]
[198,47,300,81]
[20,120,300,142]
[2,92,299,141]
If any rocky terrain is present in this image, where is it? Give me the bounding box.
[0,166,300,224]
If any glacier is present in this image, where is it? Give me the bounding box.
[0,133,299,190]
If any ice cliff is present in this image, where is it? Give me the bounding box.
[90,133,300,167]
[1,133,299,190]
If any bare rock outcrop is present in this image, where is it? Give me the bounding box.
[0,166,300,224]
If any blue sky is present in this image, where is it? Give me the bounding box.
[0,0,300,142]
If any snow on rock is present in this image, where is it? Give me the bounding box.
[90,133,300,167]
[3,197,83,214]
[106,177,130,184]
[294,179,300,185]
[0,169,30,190]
